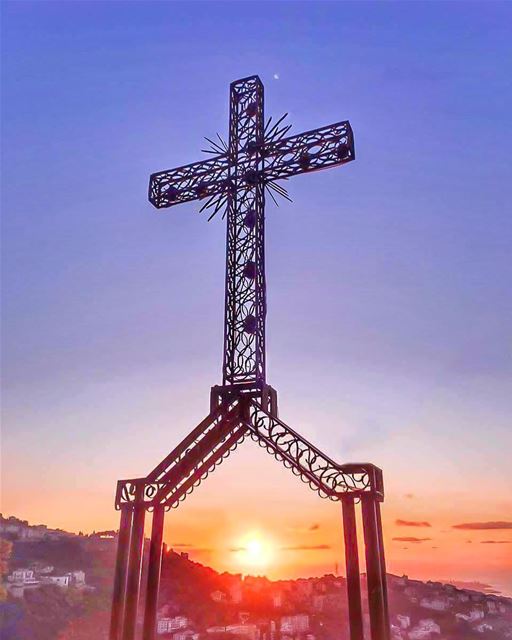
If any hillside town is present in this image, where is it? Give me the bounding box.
[1,515,511,640]
[155,550,512,640]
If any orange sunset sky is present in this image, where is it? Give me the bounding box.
[2,0,512,602]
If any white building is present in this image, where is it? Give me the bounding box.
[396,614,410,629]
[475,623,493,633]
[456,607,484,622]
[45,575,70,587]
[280,615,309,634]
[174,632,199,640]
[408,619,440,640]
[420,596,449,612]
[207,625,259,640]
[157,617,189,634]
[69,570,86,585]
[8,569,37,585]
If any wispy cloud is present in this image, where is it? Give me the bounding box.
[229,546,246,552]
[392,537,431,543]
[281,544,331,551]
[287,523,321,533]
[404,494,415,499]
[396,519,431,528]
[452,521,512,530]
[480,540,511,544]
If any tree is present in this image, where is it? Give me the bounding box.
[57,610,109,640]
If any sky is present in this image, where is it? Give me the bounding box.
[2,1,512,595]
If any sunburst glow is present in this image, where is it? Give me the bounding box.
[235,533,275,568]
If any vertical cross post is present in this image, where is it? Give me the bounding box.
[142,506,165,640]
[110,507,133,640]
[361,495,389,640]
[223,76,266,387]
[342,496,364,640]
[122,504,146,640]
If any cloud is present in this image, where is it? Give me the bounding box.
[281,544,331,551]
[396,519,431,528]
[480,540,511,544]
[392,537,431,543]
[173,543,194,548]
[404,494,415,499]
[287,523,321,534]
[229,546,246,552]
[452,521,512,530]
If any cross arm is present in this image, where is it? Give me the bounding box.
[148,153,231,209]
[263,121,354,182]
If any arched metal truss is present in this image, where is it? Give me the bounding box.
[115,396,383,513]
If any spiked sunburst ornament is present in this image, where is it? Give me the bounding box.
[198,111,294,220]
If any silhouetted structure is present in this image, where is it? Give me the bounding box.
[110,76,389,640]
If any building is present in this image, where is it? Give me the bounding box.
[396,614,410,629]
[312,595,325,612]
[8,569,38,585]
[173,632,199,640]
[157,616,189,634]
[211,590,227,602]
[408,619,440,639]
[70,570,86,585]
[272,592,283,608]
[280,615,309,634]
[207,625,259,640]
[45,575,71,587]
[419,596,450,611]
[486,598,498,614]
[456,607,484,622]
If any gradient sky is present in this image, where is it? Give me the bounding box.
[2,1,512,595]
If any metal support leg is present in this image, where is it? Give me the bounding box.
[342,497,364,640]
[110,508,133,640]
[142,506,165,640]
[375,500,390,635]
[362,496,388,640]
[122,505,145,640]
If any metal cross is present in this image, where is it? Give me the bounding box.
[111,76,390,640]
[149,75,354,389]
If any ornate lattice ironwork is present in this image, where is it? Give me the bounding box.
[245,400,382,500]
[148,76,354,385]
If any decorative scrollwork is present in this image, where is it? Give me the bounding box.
[244,400,382,501]
[116,393,383,511]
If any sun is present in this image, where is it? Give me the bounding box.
[235,533,274,569]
